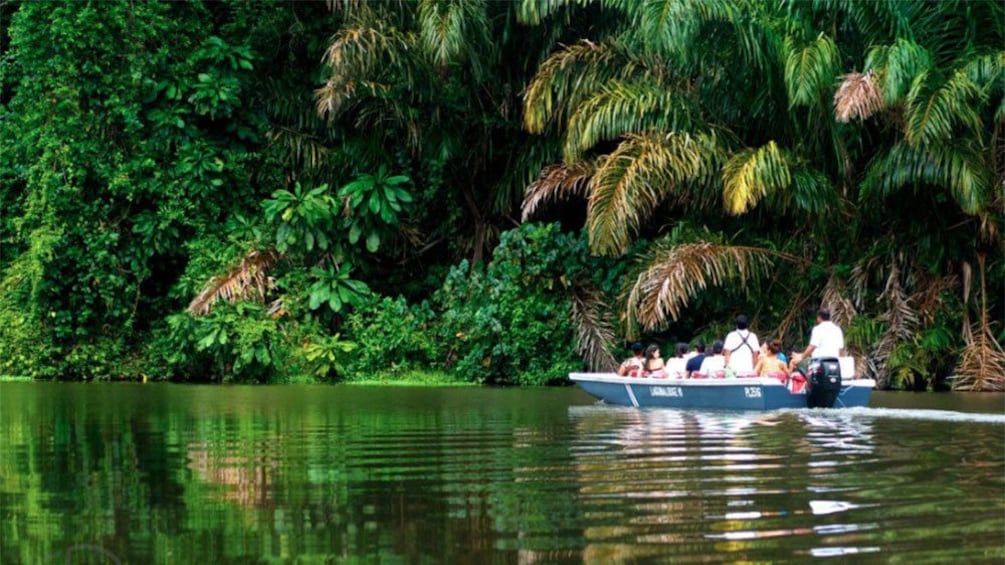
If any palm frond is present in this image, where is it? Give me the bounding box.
[353,91,422,149]
[860,140,991,215]
[834,71,883,122]
[871,257,918,388]
[626,241,798,332]
[849,254,883,310]
[188,249,279,316]
[632,0,738,58]
[864,38,933,107]
[904,69,983,147]
[910,273,957,326]
[493,138,563,217]
[325,0,364,13]
[721,141,792,215]
[316,24,410,119]
[523,39,642,134]
[788,166,839,215]
[784,34,840,108]
[570,284,619,371]
[522,161,595,221]
[954,255,1005,391]
[588,132,723,255]
[821,275,857,330]
[517,0,595,25]
[844,0,919,44]
[954,327,1005,391]
[266,128,332,171]
[562,78,697,163]
[417,0,490,77]
[418,0,465,68]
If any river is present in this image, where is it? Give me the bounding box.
[1,383,1002,563]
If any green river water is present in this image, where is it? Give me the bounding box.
[1,383,1003,564]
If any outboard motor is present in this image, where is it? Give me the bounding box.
[806,357,843,408]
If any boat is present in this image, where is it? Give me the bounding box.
[571,357,875,411]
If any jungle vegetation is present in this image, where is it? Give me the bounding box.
[1,0,1002,390]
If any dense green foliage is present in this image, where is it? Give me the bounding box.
[1,0,1002,389]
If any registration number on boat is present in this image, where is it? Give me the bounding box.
[651,386,683,397]
[744,387,762,398]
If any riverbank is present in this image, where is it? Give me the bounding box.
[0,369,474,386]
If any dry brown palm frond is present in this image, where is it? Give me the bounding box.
[879,258,918,338]
[953,333,1005,391]
[822,275,857,330]
[188,249,279,316]
[872,258,918,387]
[626,242,802,332]
[953,256,1005,391]
[314,78,356,119]
[834,71,883,122]
[910,273,957,326]
[570,284,618,371]
[521,162,595,221]
[849,256,881,310]
[317,25,408,120]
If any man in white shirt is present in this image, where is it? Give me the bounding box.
[723,314,759,374]
[698,341,726,376]
[790,308,845,370]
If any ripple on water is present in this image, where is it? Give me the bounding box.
[2,384,1003,564]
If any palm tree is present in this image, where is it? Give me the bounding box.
[314,0,570,265]
[520,0,1004,387]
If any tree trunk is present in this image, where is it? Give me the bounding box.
[460,183,486,267]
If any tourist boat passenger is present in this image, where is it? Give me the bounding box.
[698,341,726,378]
[754,339,788,380]
[643,344,666,378]
[617,342,645,377]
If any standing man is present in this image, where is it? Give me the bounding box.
[723,314,760,374]
[789,308,845,371]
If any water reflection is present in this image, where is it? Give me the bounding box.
[565,407,900,562]
[0,384,1002,564]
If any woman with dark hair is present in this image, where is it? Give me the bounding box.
[643,344,666,378]
[754,339,788,378]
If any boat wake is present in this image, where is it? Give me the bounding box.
[779,406,1005,424]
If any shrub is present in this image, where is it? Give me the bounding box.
[431,223,589,385]
[341,296,438,379]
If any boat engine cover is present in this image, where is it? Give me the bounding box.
[806,357,842,408]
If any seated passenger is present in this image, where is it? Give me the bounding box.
[664,357,687,378]
[698,341,726,377]
[617,342,645,376]
[684,341,706,377]
[753,339,788,379]
[643,344,666,378]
